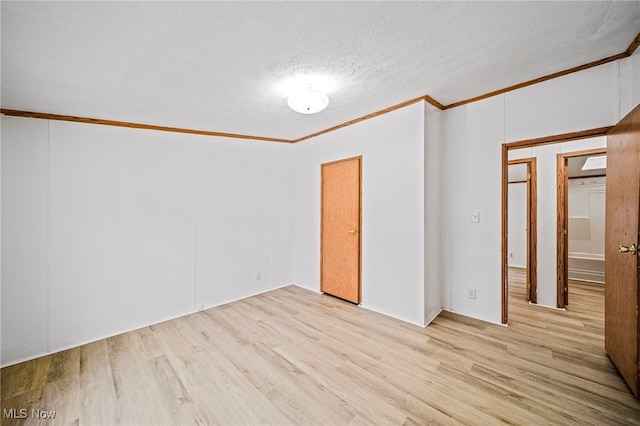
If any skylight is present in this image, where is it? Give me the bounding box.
[581,155,607,171]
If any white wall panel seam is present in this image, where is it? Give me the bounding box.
[269,144,274,290]
[0,123,1,353]
[46,119,51,353]
[290,147,295,286]
[617,59,622,121]
[193,140,197,311]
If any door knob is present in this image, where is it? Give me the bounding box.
[348,229,359,235]
[619,244,637,255]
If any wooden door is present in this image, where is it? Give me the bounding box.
[321,156,361,303]
[605,103,640,397]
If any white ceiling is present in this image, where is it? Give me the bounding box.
[2,1,639,141]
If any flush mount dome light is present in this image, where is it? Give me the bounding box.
[287,87,329,114]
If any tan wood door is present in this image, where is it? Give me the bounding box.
[321,156,361,303]
[605,103,640,397]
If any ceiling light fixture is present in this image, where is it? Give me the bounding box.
[287,87,329,114]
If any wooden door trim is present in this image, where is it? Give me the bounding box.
[508,158,538,304]
[320,156,362,303]
[556,147,607,308]
[502,146,509,324]
[501,126,610,324]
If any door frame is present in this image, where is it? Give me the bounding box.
[501,127,612,324]
[320,156,363,303]
[556,147,607,308]
[507,158,538,303]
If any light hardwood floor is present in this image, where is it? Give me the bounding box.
[2,270,640,425]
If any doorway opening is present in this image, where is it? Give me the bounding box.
[507,158,537,304]
[556,148,607,308]
[501,127,612,324]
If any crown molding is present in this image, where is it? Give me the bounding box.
[443,52,627,110]
[0,109,295,144]
[443,31,639,110]
[626,32,640,56]
[292,96,427,143]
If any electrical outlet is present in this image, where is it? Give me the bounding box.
[256,272,261,280]
[468,289,477,299]
[471,212,480,223]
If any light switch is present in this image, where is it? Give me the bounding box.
[471,212,480,223]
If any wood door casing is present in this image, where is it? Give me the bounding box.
[508,158,538,304]
[557,155,570,308]
[605,104,640,397]
[501,127,613,324]
[321,156,362,304]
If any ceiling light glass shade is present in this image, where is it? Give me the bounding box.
[287,88,329,114]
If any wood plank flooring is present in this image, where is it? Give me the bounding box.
[2,270,640,425]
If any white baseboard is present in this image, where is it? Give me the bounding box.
[568,268,605,284]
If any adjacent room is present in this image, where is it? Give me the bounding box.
[2,1,640,424]
[567,153,607,284]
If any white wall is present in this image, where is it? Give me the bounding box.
[1,116,294,366]
[293,102,427,326]
[620,52,640,119]
[442,59,629,323]
[568,177,606,256]
[1,117,49,362]
[567,176,606,284]
[507,182,527,268]
[269,143,295,289]
[194,139,293,308]
[48,121,195,350]
[424,104,444,325]
[443,95,504,324]
[504,63,619,141]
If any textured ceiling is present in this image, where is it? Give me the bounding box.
[2,1,639,140]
